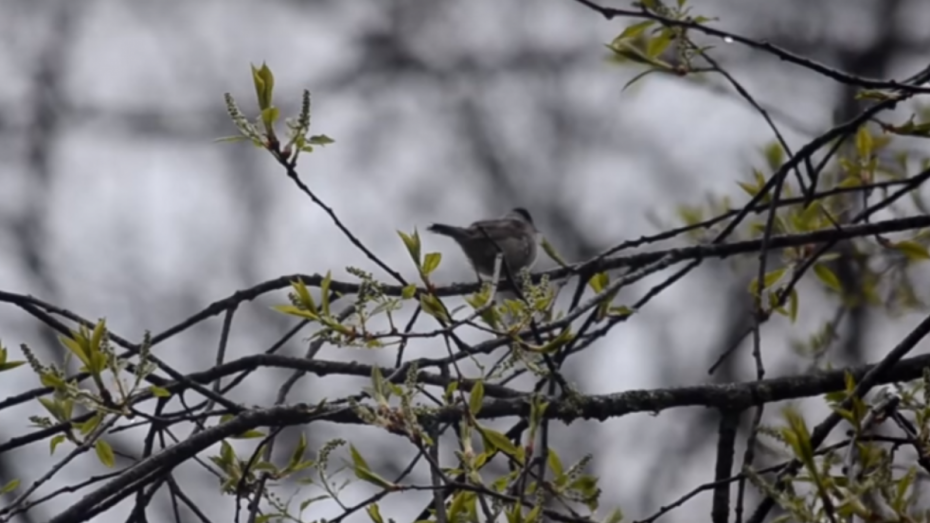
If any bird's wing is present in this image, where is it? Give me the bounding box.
[466,219,522,241]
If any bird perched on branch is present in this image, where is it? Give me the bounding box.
[427,207,539,280]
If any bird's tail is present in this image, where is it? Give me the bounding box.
[427,223,467,239]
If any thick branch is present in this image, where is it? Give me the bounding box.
[83,214,930,339]
[42,350,930,522]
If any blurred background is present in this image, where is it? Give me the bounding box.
[3,0,930,521]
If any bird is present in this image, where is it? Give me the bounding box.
[427,207,539,279]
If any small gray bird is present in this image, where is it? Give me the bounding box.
[427,208,539,279]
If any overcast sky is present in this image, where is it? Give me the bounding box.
[2,1,930,521]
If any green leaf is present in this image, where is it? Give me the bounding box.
[844,371,857,394]
[349,445,395,488]
[606,40,652,65]
[824,390,847,405]
[763,143,784,171]
[603,508,625,523]
[465,284,491,310]
[0,360,25,372]
[88,349,107,377]
[609,305,634,318]
[422,252,442,276]
[59,335,91,368]
[444,381,460,403]
[215,135,250,143]
[588,272,609,293]
[90,319,106,354]
[472,450,490,470]
[447,491,476,521]
[50,434,67,455]
[737,180,760,197]
[272,304,320,321]
[95,440,116,468]
[569,474,600,510]
[677,205,703,226]
[813,263,842,292]
[78,413,102,435]
[548,450,565,479]
[894,240,930,261]
[219,440,236,465]
[321,271,333,316]
[856,89,894,102]
[855,125,873,158]
[288,432,308,472]
[401,284,418,300]
[320,316,353,337]
[646,28,674,58]
[798,201,823,229]
[894,467,916,511]
[252,462,278,473]
[469,381,485,416]
[529,397,549,430]
[299,495,329,512]
[748,267,786,296]
[38,397,63,421]
[837,176,862,189]
[231,429,266,439]
[480,426,521,462]
[419,294,448,321]
[892,119,930,137]
[781,407,816,477]
[308,135,334,146]
[150,386,172,398]
[290,279,319,315]
[762,267,787,287]
[0,479,19,495]
[367,503,384,523]
[349,444,371,471]
[370,365,387,402]
[536,328,574,354]
[398,230,421,265]
[540,238,569,267]
[616,20,656,40]
[788,289,799,323]
[251,63,275,110]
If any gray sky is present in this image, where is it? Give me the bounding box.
[2,0,930,521]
